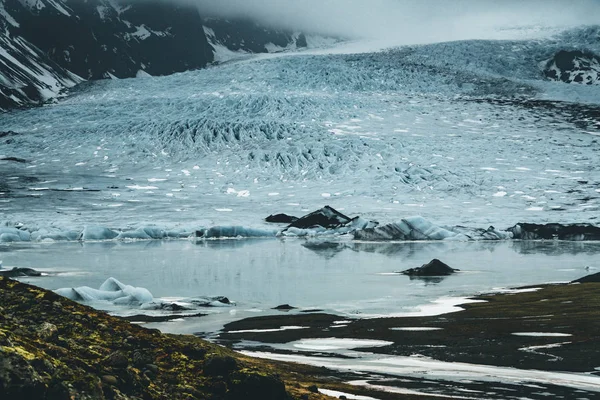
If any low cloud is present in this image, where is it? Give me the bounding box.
[186,0,600,43]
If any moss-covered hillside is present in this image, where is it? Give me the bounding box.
[0,277,351,400]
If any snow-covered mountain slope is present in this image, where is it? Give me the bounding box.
[0,1,82,109]
[0,26,599,240]
[0,0,308,110]
[544,50,600,85]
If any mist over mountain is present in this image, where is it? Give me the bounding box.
[192,0,600,42]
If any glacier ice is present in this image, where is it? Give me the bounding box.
[1,26,599,237]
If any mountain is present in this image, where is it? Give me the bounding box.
[0,0,307,111]
[543,50,600,85]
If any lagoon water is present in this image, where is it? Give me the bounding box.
[3,239,599,333]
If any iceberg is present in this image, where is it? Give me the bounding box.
[196,226,278,239]
[0,227,31,242]
[55,277,153,306]
[78,226,119,241]
[354,216,458,241]
[354,217,513,241]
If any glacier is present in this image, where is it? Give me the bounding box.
[1,26,600,240]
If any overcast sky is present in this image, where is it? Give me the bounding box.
[186,0,600,42]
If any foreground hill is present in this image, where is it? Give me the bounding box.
[0,277,369,400]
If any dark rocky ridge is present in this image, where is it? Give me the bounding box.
[0,0,307,110]
[543,49,600,85]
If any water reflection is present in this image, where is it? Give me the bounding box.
[509,240,600,256]
[407,275,447,285]
[301,241,346,259]
[193,238,278,250]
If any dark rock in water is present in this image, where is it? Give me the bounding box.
[572,272,600,283]
[153,302,191,312]
[288,206,352,229]
[0,131,19,138]
[508,223,600,241]
[0,267,41,278]
[189,296,231,307]
[265,213,298,223]
[0,157,27,163]
[273,304,296,311]
[400,259,458,276]
[543,50,600,85]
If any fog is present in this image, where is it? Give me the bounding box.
[186,0,600,43]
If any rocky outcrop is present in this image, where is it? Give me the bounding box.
[399,259,459,276]
[265,213,298,223]
[0,267,41,277]
[543,50,600,85]
[572,272,600,283]
[203,18,305,54]
[288,206,352,229]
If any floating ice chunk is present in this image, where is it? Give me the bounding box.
[31,228,80,241]
[0,227,31,242]
[279,226,327,237]
[354,216,456,241]
[55,277,153,305]
[79,226,119,241]
[493,191,507,197]
[166,228,193,238]
[117,226,167,240]
[126,185,158,190]
[197,226,277,239]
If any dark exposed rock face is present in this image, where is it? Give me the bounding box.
[288,205,352,229]
[572,272,600,283]
[273,304,297,311]
[508,223,600,241]
[265,213,298,224]
[0,0,306,110]
[203,18,301,54]
[0,267,41,277]
[543,50,600,85]
[400,259,458,276]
